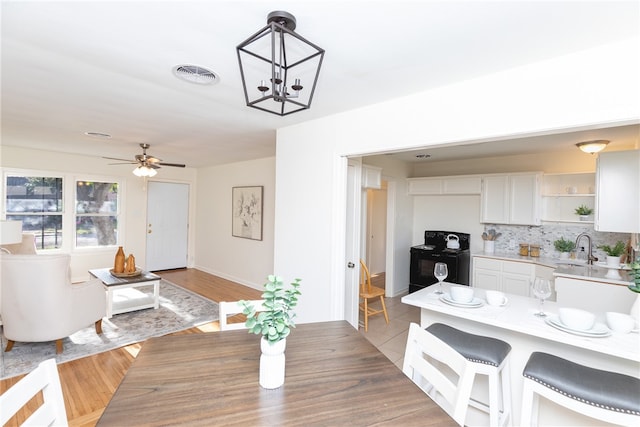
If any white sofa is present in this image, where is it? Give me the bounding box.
[0,253,106,353]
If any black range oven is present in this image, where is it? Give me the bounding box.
[409,230,470,294]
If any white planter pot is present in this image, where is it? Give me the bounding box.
[606,255,622,267]
[484,240,495,253]
[260,337,286,389]
[559,252,570,259]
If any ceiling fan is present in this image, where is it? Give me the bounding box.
[104,143,185,176]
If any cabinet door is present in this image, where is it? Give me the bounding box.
[595,150,640,232]
[443,176,481,194]
[509,173,541,225]
[481,175,509,223]
[473,269,500,290]
[502,273,531,297]
[407,178,443,194]
[362,165,382,189]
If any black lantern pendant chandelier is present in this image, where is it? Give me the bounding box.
[236,11,325,116]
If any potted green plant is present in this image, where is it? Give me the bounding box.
[554,237,576,259]
[597,241,626,267]
[574,204,593,221]
[240,275,301,389]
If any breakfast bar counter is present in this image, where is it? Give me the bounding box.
[402,284,640,426]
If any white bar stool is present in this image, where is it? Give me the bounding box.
[521,352,640,427]
[426,323,512,427]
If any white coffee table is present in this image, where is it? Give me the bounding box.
[89,268,161,318]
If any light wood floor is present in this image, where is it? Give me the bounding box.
[0,269,261,427]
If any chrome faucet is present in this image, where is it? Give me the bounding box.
[575,232,597,265]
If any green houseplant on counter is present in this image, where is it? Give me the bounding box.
[240,275,301,389]
[597,241,626,267]
[554,237,575,259]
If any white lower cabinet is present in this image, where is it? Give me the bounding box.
[473,256,555,299]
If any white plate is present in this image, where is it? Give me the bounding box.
[546,315,611,337]
[440,294,484,308]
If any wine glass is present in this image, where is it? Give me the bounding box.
[433,262,448,295]
[531,277,552,317]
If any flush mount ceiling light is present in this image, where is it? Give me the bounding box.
[576,140,610,154]
[236,11,325,116]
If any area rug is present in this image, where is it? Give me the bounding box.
[0,280,219,380]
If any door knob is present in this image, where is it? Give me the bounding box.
[347,262,355,268]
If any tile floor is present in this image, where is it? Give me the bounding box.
[358,294,420,369]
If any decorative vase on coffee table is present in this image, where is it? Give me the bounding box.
[260,337,286,389]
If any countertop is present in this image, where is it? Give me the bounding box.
[473,251,633,286]
[401,283,640,362]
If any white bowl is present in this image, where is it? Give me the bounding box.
[605,312,635,334]
[450,286,474,303]
[558,308,595,331]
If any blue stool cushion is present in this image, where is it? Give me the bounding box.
[523,352,640,415]
[426,323,511,367]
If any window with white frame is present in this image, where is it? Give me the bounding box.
[4,175,63,250]
[4,173,121,250]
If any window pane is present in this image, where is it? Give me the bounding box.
[76,181,118,213]
[76,216,118,247]
[5,176,62,213]
[6,214,63,250]
[75,181,119,247]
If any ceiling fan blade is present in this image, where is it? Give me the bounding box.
[108,162,138,165]
[103,156,135,162]
[105,144,184,170]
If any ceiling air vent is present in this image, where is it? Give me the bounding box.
[172,65,219,85]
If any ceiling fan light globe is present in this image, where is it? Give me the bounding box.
[133,166,157,177]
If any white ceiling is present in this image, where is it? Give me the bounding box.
[2,1,639,168]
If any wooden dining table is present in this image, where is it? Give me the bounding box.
[97,320,455,426]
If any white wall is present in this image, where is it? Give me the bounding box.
[0,145,197,281]
[274,38,640,324]
[194,157,275,290]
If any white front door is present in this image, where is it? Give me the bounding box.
[146,181,189,271]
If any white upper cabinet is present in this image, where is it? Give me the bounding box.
[362,165,382,189]
[407,175,481,195]
[480,173,542,225]
[595,150,640,233]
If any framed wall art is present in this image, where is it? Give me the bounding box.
[232,186,263,240]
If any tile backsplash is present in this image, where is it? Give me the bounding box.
[483,223,632,261]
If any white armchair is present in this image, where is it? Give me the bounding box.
[0,253,106,354]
